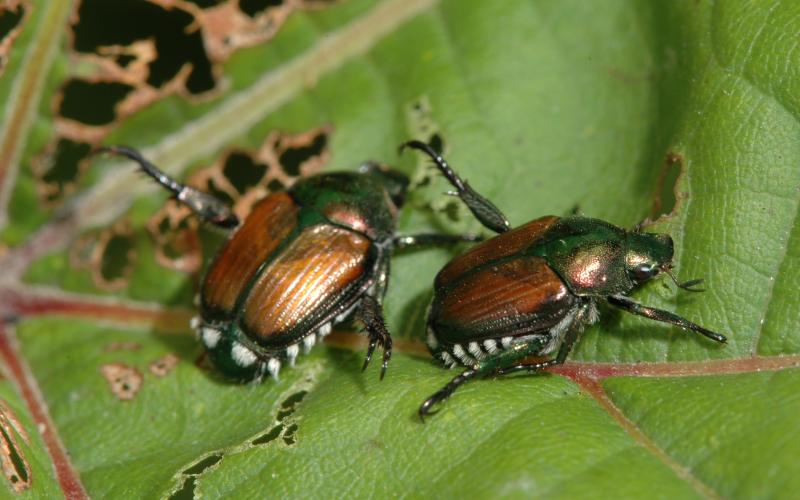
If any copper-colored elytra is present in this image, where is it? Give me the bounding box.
[202,192,299,315]
[435,216,560,288]
[437,257,570,329]
[242,225,370,339]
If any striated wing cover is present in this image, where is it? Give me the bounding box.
[201,192,299,318]
[432,256,575,345]
[242,224,375,346]
[435,216,560,289]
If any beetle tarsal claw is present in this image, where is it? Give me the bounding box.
[418,396,442,422]
[379,337,392,381]
[362,340,377,372]
[361,333,392,380]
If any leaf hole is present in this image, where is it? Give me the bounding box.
[0,428,28,484]
[58,79,134,126]
[146,201,201,274]
[169,476,196,500]
[282,423,298,445]
[100,229,137,286]
[651,152,683,220]
[251,424,283,446]
[184,0,226,8]
[404,96,450,191]
[222,151,268,194]
[0,2,27,77]
[182,453,222,475]
[34,138,92,203]
[278,132,328,177]
[267,179,285,192]
[239,0,284,18]
[205,179,235,206]
[72,0,215,94]
[114,53,136,67]
[251,389,308,446]
[428,133,444,155]
[276,389,308,421]
[0,401,31,492]
[440,199,465,223]
[0,4,25,40]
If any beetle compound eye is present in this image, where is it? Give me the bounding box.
[633,263,656,281]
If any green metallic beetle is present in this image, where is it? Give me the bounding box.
[401,141,727,419]
[98,146,479,382]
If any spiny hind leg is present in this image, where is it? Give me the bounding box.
[418,336,548,420]
[419,303,590,420]
[97,145,239,229]
[393,233,483,249]
[399,140,510,234]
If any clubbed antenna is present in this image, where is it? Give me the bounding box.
[664,268,705,293]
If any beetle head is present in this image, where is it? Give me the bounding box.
[624,232,674,286]
[359,162,410,209]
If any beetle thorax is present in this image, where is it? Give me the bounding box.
[526,217,633,297]
[290,172,399,240]
[553,240,633,297]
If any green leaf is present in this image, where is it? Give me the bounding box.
[1,0,798,498]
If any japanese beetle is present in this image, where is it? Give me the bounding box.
[99,146,478,381]
[400,141,727,419]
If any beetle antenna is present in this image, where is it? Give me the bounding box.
[664,268,705,292]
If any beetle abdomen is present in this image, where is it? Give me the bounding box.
[241,224,374,346]
[201,192,299,318]
[431,256,575,346]
[435,216,560,288]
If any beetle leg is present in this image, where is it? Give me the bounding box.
[419,336,549,421]
[359,295,393,380]
[399,140,510,234]
[419,303,593,420]
[607,294,727,344]
[392,233,483,250]
[494,322,581,376]
[95,145,239,229]
[418,368,479,419]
